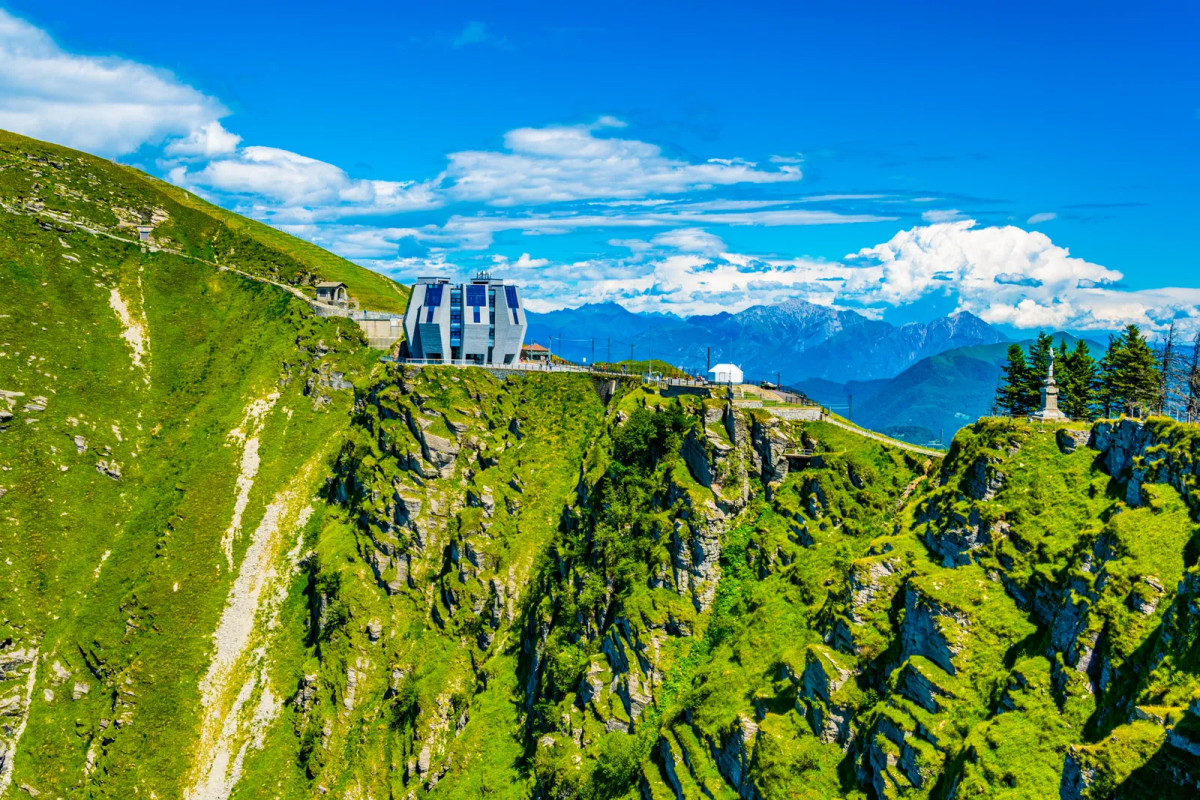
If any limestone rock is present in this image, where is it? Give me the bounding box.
[751,417,789,491]
[1059,747,1097,800]
[899,585,966,676]
[1056,428,1090,454]
[95,460,122,480]
[681,427,713,488]
[963,455,1004,501]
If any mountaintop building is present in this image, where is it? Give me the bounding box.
[402,273,527,365]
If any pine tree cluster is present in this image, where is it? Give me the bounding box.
[994,325,1172,420]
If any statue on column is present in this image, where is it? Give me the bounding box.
[1029,348,1069,422]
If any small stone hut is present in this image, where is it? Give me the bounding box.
[316,281,349,306]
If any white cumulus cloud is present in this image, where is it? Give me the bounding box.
[171,146,442,221]
[164,121,242,158]
[0,10,227,156]
[848,220,1200,329]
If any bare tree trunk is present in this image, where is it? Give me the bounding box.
[1157,322,1177,417]
[1189,331,1200,423]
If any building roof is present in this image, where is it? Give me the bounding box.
[522,342,549,352]
[709,363,742,372]
[316,281,348,289]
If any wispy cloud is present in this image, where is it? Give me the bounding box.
[1026,211,1057,224]
[411,207,892,249]
[441,117,801,206]
[161,116,817,225]
[650,228,726,255]
[452,21,510,49]
[921,208,967,223]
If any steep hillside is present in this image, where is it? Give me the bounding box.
[0,161,378,794]
[0,129,410,314]
[3,131,1200,800]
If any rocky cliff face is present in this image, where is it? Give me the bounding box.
[6,132,1200,800]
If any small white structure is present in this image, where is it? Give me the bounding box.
[709,363,744,385]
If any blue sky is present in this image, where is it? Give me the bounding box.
[0,1,1197,330]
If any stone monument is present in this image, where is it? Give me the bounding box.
[1029,349,1069,422]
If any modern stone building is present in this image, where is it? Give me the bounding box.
[402,273,527,365]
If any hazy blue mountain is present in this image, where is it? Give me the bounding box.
[802,333,1107,445]
[524,302,677,360]
[526,299,1008,383]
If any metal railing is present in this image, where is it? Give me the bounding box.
[381,358,830,405]
[383,357,716,387]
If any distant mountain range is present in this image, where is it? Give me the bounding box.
[526,300,1007,385]
[526,300,1110,445]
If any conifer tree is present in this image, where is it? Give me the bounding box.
[1101,325,1161,416]
[996,343,1032,416]
[1061,340,1098,420]
[1023,332,1055,411]
[1098,334,1118,418]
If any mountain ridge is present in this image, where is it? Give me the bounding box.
[527,298,1008,384]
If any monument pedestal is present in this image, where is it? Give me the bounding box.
[1029,353,1070,422]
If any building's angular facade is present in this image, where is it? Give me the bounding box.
[402,274,528,365]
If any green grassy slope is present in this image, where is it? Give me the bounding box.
[514,400,1200,798]
[0,129,410,314]
[0,192,374,796]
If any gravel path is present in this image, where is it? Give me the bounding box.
[819,414,945,458]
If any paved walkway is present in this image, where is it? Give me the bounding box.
[819,414,944,458]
